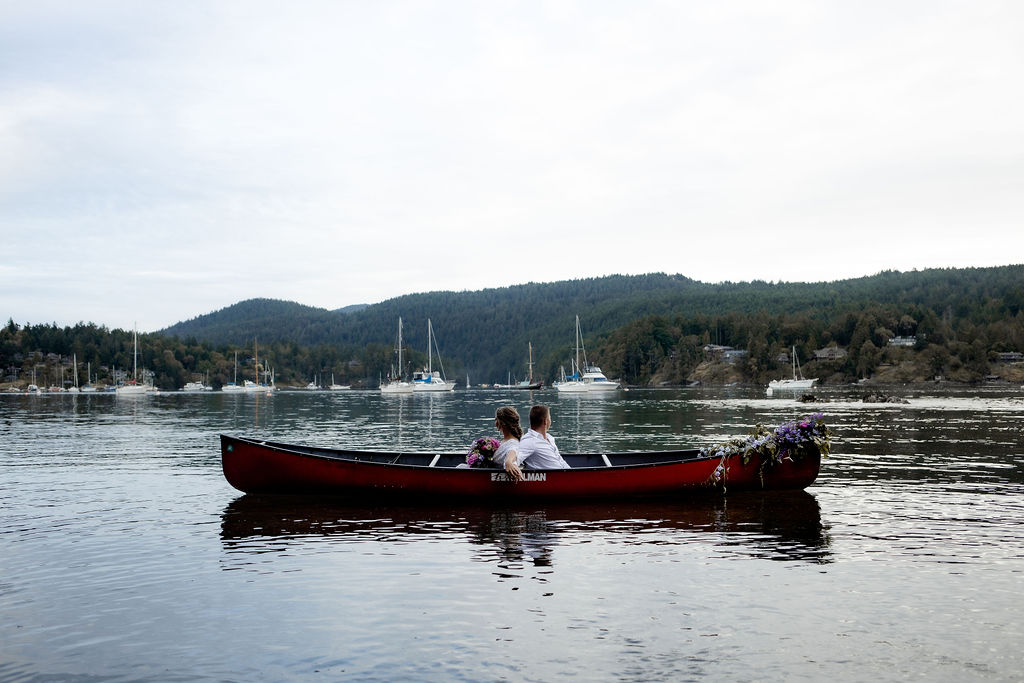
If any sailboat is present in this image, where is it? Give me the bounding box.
[116,324,150,396]
[81,362,98,392]
[328,374,350,391]
[222,351,245,392]
[243,339,276,392]
[381,318,414,394]
[767,346,818,392]
[513,342,544,389]
[554,316,620,393]
[497,344,544,387]
[412,319,455,392]
[66,354,80,393]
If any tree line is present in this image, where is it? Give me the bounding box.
[4,266,1023,389]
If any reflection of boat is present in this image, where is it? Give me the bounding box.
[412,319,455,392]
[381,318,414,394]
[554,316,619,393]
[219,491,830,564]
[768,346,818,393]
[220,433,821,499]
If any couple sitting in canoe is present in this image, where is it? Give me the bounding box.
[493,404,569,482]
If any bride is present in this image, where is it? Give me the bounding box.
[493,406,525,481]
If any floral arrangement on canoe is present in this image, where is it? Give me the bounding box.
[466,436,501,468]
[700,413,833,484]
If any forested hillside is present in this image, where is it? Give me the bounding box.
[162,268,1024,384]
[4,266,1023,389]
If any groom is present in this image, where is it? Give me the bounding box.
[515,404,570,471]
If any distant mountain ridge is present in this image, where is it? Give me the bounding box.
[159,267,1024,383]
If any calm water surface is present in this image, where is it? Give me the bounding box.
[1,386,1022,681]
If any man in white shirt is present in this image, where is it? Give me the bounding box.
[513,405,570,472]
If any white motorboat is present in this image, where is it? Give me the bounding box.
[580,364,620,391]
[554,316,620,393]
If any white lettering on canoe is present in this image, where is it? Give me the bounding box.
[491,472,546,482]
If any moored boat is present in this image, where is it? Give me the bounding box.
[222,352,245,392]
[220,415,830,500]
[411,319,455,392]
[328,374,350,390]
[514,342,544,389]
[767,346,818,393]
[554,316,620,393]
[381,318,414,394]
[579,364,619,391]
[116,325,153,396]
[243,339,276,392]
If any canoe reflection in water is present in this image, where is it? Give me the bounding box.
[220,491,832,568]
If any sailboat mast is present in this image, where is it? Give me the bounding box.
[397,317,404,378]
[574,316,580,376]
[427,319,433,373]
[528,341,534,382]
[132,324,138,382]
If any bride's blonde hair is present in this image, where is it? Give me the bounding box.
[495,406,523,440]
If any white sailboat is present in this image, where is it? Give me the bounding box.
[66,354,80,393]
[767,346,818,393]
[81,362,98,393]
[243,339,276,392]
[116,324,150,396]
[222,351,244,392]
[412,319,455,392]
[381,318,414,394]
[328,374,350,391]
[554,316,620,393]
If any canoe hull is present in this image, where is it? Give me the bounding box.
[220,435,820,500]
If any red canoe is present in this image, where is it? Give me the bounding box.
[220,434,821,500]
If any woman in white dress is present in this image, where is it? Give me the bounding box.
[492,406,524,480]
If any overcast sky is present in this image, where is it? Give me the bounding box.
[2,1,1022,332]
